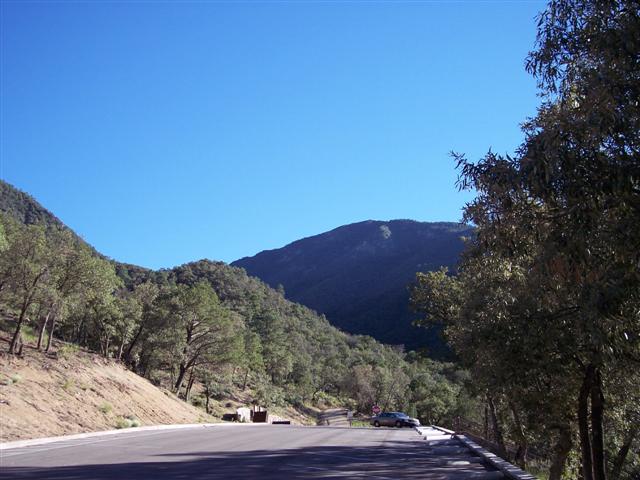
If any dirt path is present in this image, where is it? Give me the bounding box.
[318,408,349,426]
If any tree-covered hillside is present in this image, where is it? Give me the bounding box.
[0,180,65,228]
[233,219,473,354]
[0,181,472,425]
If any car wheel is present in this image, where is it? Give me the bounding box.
[395,421,402,428]
[374,421,380,427]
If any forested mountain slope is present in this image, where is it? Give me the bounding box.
[0,180,471,427]
[233,220,473,354]
[0,180,65,228]
[0,180,101,257]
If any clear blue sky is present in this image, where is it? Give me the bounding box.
[1,0,545,269]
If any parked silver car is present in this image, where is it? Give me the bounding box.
[370,412,420,428]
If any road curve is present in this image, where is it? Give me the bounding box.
[1,425,500,479]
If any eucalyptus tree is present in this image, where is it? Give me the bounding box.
[413,2,639,478]
[519,2,640,477]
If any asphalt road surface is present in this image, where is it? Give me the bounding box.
[1,425,501,479]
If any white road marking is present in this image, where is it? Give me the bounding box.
[284,463,396,480]
[306,451,372,462]
[0,430,172,458]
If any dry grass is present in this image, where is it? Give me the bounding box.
[0,345,216,442]
[0,330,322,442]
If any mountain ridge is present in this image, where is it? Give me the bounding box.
[235,219,465,261]
[1,179,469,355]
[232,219,473,354]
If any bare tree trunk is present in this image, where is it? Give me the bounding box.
[185,368,196,402]
[611,424,639,480]
[509,401,528,468]
[45,315,57,353]
[579,365,595,480]
[37,311,51,350]
[487,395,509,460]
[75,316,85,344]
[117,337,126,362]
[174,362,188,394]
[591,368,607,480]
[9,269,47,354]
[243,368,250,390]
[124,324,144,365]
[549,424,573,480]
[205,385,211,414]
[9,301,29,354]
[484,402,489,439]
[174,333,192,394]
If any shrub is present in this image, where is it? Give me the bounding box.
[58,344,79,360]
[284,392,304,408]
[20,326,37,344]
[2,374,21,386]
[115,417,132,429]
[124,414,140,427]
[99,402,113,414]
[350,419,371,428]
[61,378,75,391]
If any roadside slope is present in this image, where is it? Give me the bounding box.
[0,345,213,442]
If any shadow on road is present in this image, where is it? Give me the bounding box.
[1,441,495,479]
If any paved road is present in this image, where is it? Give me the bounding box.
[1,425,501,479]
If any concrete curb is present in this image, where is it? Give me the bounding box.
[414,425,455,440]
[431,425,455,435]
[0,422,268,451]
[416,426,537,480]
[455,434,537,480]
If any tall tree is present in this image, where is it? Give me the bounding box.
[0,218,53,354]
[521,2,640,478]
[164,282,241,394]
[414,2,640,478]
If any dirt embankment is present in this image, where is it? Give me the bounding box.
[0,346,214,442]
